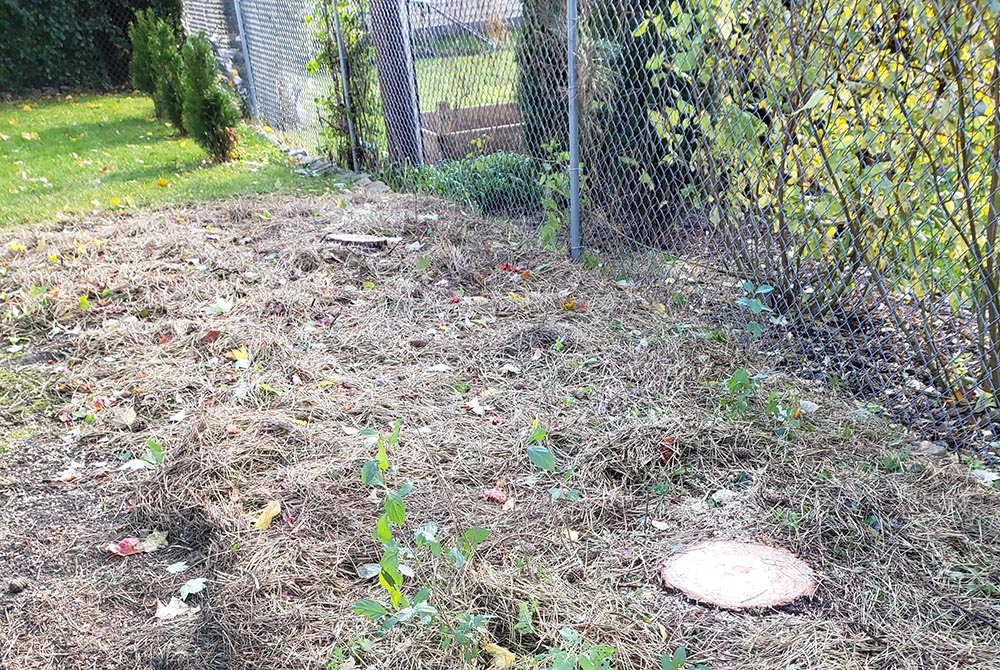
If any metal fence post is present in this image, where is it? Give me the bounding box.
[567,0,581,262]
[330,1,360,172]
[231,0,260,119]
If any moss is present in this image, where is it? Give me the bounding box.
[0,366,54,422]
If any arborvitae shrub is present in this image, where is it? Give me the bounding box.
[128,9,157,95]
[149,20,185,132]
[181,33,241,161]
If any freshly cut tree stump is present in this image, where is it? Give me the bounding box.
[659,540,816,609]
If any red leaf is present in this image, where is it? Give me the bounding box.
[660,437,677,463]
[483,485,508,505]
[105,537,142,556]
[448,294,461,304]
[158,335,173,345]
[200,329,222,345]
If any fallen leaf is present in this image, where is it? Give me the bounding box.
[225,423,242,435]
[179,577,207,600]
[21,104,31,112]
[113,406,138,429]
[483,643,516,669]
[499,363,522,376]
[105,537,143,556]
[155,597,199,619]
[138,530,169,552]
[562,528,580,543]
[199,329,222,344]
[157,178,169,188]
[254,500,282,530]
[166,561,190,574]
[49,461,84,483]
[465,397,492,416]
[427,363,453,373]
[483,484,508,505]
[660,437,677,463]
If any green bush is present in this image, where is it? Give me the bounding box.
[128,9,158,96]
[149,20,185,131]
[180,33,241,162]
[383,153,542,216]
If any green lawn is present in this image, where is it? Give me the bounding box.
[0,93,340,227]
[414,46,517,112]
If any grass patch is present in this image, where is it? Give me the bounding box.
[414,45,517,112]
[0,93,340,227]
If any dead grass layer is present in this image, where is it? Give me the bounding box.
[0,192,998,670]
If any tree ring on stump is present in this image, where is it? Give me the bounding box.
[659,540,817,609]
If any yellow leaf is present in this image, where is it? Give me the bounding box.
[21,104,31,112]
[482,643,516,670]
[563,297,575,310]
[8,240,26,253]
[508,292,523,302]
[157,178,169,188]
[109,197,122,207]
[178,140,188,148]
[254,500,281,530]
[225,346,249,362]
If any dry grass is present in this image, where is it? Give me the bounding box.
[0,192,998,670]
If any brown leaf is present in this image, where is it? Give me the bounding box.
[200,329,222,344]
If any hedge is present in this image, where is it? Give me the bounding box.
[0,0,182,92]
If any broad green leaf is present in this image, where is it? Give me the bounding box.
[528,444,556,472]
[353,598,388,620]
[385,491,406,525]
[375,513,392,544]
[361,459,383,486]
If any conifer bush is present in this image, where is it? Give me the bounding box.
[128,9,157,95]
[148,20,185,132]
[180,33,241,162]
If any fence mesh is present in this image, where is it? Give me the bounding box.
[201,0,997,455]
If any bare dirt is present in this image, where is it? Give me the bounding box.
[1,191,998,670]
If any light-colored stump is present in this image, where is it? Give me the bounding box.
[659,540,817,609]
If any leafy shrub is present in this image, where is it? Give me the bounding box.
[148,20,185,131]
[382,152,542,216]
[0,0,138,92]
[307,0,385,171]
[128,9,158,95]
[149,0,183,32]
[180,33,241,162]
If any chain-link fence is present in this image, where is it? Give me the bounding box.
[205,0,999,455]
